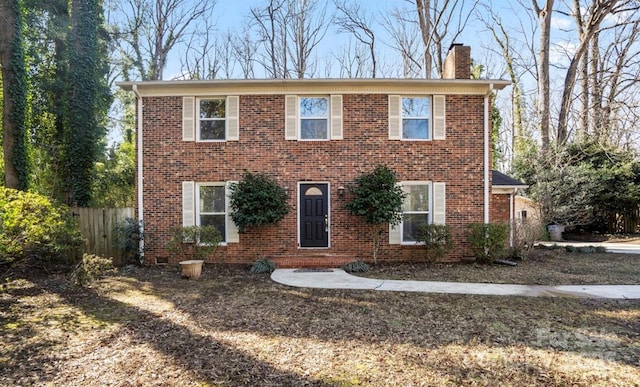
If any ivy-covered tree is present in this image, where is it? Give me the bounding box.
[229,171,290,233]
[345,165,406,264]
[0,0,30,190]
[63,0,111,205]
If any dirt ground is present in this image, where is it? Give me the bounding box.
[1,251,639,386]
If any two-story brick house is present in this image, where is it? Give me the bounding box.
[119,44,512,267]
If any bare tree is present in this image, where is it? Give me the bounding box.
[381,8,423,78]
[286,0,330,78]
[250,0,288,78]
[531,0,554,150]
[231,29,258,79]
[334,0,377,77]
[413,0,478,78]
[333,39,370,78]
[555,0,639,144]
[178,18,221,80]
[109,0,217,80]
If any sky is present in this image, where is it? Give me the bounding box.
[161,0,579,80]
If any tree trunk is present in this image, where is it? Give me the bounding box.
[0,0,28,190]
[532,0,554,151]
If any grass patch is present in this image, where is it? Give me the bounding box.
[0,259,638,385]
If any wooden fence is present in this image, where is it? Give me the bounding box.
[71,207,134,261]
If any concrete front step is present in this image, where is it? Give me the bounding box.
[272,255,356,268]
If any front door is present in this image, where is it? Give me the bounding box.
[300,183,329,247]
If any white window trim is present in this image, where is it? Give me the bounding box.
[400,181,432,245]
[299,96,330,141]
[401,96,432,141]
[196,182,228,245]
[197,97,227,142]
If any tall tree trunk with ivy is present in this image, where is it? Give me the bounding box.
[63,0,110,205]
[0,0,29,190]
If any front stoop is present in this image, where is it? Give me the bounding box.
[272,254,355,268]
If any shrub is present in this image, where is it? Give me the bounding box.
[0,188,85,266]
[113,218,144,265]
[250,258,277,274]
[466,223,510,264]
[509,221,545,260]
[343,260,370,273]
[345,165,406,264]
[70,253,115,287]
[414,224,453,264]
[229,171,290,233]
[165,225,222,261]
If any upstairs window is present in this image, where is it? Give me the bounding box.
[198,98,226,141]
[300,97,329,140]
[402,97,431,140]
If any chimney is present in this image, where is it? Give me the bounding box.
[443,43,471,79]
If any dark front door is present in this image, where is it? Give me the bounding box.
[300,183,329,247]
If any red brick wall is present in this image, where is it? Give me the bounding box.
[139,93,487,265]
[491,194,511,224]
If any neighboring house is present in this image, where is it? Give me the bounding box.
[515,195,541,223]
[119,44,513,267]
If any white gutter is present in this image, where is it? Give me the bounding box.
[484,86,492,223]
[132,85,144,259]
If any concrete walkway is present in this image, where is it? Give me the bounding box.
[271,269,640,299]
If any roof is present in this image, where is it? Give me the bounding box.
[492,170,528,188]
[117,78,510,97]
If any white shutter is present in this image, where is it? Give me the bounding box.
[330,95,343,139]
[433,95,446,140]
[182,97,195,141]
[182,181,195,227]
[225,181,240,243]
[389,223,401,244]
[227,96,239,141]
[433,182,446,225]
[388,95,401,139]
[285,95,298,140]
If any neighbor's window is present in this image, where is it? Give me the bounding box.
[198,184,226,242]
[401,183,431,243]
[402,97,431,140]
[300,97,329,140]
[198,98,226,140]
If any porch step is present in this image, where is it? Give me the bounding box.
[272,255,356,268]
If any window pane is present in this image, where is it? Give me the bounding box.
[402,97,430,117]
[200,99,225,118]
[402,119,429,139]
[200,120,226,140]
[300,97,328,117]
[200,214,226,242]
[200,186,225,212]
[403,214,429,242]
[301,118,328,139]
[403,184,429,211]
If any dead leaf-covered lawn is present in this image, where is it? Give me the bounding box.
[1,253,639,386]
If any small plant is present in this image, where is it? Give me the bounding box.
[165,225,222,261]
[343,260,370,273]
[415,224,453,264]
[250,258,277,274]
[113,218,144,265]
[466,223,510,264]
[70,253,115,287]
[509,221,545,260]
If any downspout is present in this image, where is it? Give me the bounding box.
[484,85,492,224]
[510,191,515,247]
[132,84,144,260]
